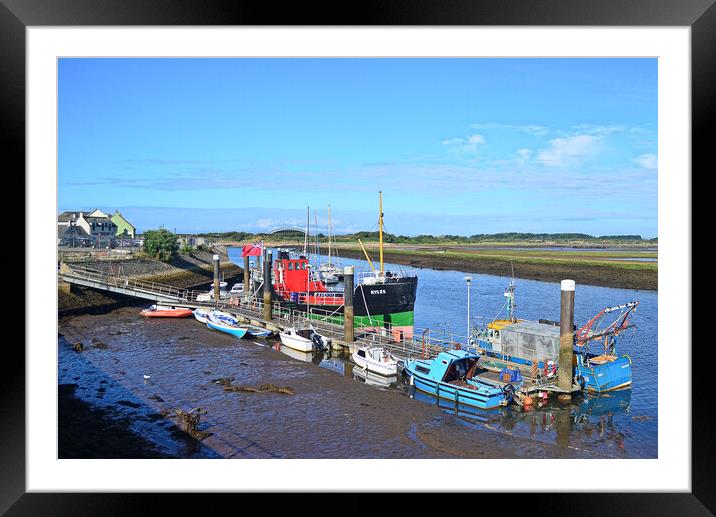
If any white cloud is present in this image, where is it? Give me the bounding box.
[441,138,465,146]
[536,134,601,167]
[634,153,658,170]
[470,123,549,136]
[517,148,532,165]
[442,134,486,153]
[570,124,626,136]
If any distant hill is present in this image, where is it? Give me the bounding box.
[198,230,657,245]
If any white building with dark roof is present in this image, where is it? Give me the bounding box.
[58,209,117,247]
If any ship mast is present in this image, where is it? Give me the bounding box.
[303,206,309,256]
[327,203,332,267]
[379,191,384,275]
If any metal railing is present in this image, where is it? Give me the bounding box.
[61,264,193,301]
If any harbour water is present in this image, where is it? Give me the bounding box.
[57,247,658,459]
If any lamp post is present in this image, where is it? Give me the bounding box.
[464,276,472,343]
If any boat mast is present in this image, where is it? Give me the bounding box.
[379,191,384,275]
[315,214,320,265]
[327,203,332,267]
[303,206,309,256]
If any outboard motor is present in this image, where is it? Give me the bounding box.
[311,332,325,351]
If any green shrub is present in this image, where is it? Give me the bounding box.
[143,229,179,262]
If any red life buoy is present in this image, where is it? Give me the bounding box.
[544,360,557,378]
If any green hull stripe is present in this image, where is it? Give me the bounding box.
[354,311,414,328]
[288,311,415,328]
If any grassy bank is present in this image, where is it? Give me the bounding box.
[334,246,657,291]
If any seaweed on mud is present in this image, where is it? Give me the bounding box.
[210,375,295,395]
[171,408,212,440]
[223,383,295,396]
[91,338,108,349]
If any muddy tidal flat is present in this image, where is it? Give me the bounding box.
[58,307,606,459]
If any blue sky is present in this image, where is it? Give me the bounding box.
[58,58,657,237]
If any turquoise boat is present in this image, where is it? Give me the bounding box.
[206,314,249,339]
[404,349,522,410]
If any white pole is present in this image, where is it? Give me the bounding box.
[464,276,472,343]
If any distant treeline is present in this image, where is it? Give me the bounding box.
[199,230,657,244]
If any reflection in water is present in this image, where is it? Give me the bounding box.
[270,336,637,456]
[352,367,398,388]
[406,374,637,457]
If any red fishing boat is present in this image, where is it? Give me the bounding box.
[140,304,193,318]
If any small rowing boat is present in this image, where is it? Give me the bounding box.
[141,304,193,318]
[192,308,212,323]
[206,313,249,338]
[245,325,274,338]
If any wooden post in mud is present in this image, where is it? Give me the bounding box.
[558,279,575,394]
[213,254,221,307]
[343,266,355,343]
[263,250,273,321]
[243,255,250,298]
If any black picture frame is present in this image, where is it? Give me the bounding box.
[5,0,712,513]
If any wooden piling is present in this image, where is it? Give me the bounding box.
[213,254,220,307]
[558,279,575,393]
[263,250,272,321]
[343,266,355,343]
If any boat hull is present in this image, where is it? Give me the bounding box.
[206,319,249,338]
[193,309,212,324]
[246,326,273,338]
[406,371,511,410]
[351,351,398,376]
[576,355,632,393]
[404,352,515,410]
[279,332,314,352]
[256,275,418,339]
[141,308,193,318]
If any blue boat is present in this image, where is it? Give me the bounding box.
[573,302,638,393]
[245,325,273,338]
[404,349,522,410]
[206,314,249,339]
